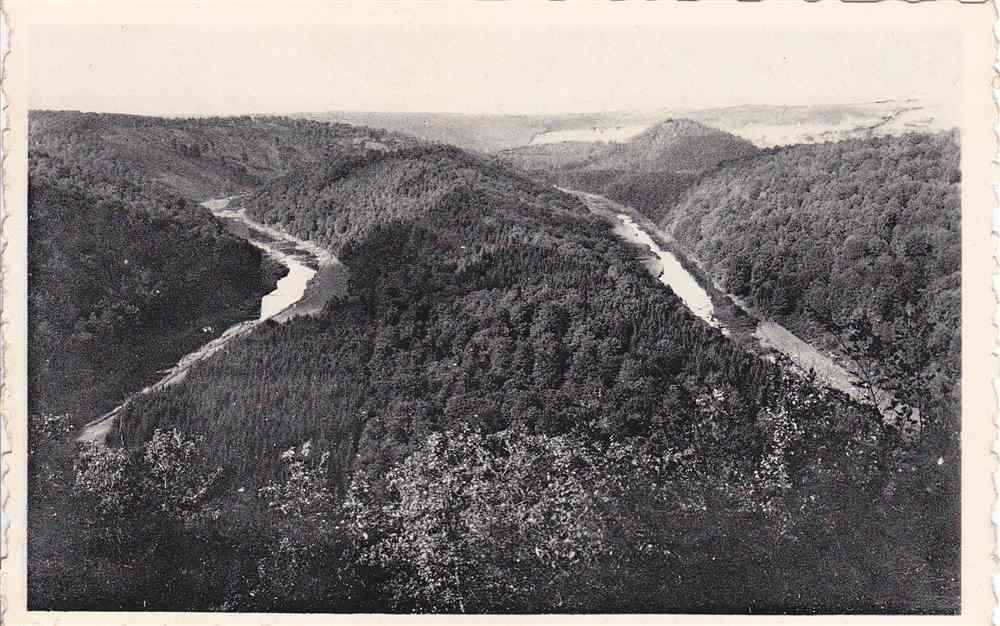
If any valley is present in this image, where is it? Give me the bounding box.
[27,108,961,614]
[572,188,917,432]
[77,196,347,446]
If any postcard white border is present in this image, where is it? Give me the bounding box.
[1,2,994,624]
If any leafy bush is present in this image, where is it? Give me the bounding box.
[75,429,222,526]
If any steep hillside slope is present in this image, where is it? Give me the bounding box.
[28,150,274,422]
[27,110,413,418]
[27,144,284,613]
[660,131,961,455]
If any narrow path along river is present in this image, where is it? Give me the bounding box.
[77,197,346,445]
[566,188,916,429]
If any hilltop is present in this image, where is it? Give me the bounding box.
[499,119,758,219]
[501,119,757,173]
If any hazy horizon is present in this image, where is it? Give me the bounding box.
[30,25,960,118]
[27,98,945,119]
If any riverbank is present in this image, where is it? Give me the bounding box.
[569,187,922,434]
[78,196,348,445]
[566,188,884,405]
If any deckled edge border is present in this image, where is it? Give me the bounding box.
[994,0,1000,622]
[1,3,12,624]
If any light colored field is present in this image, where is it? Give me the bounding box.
[531,125,648,145]
[297,99,956,153]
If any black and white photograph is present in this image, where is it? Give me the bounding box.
[3,1,995,621]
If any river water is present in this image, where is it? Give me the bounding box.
[260,262,315,320]
[78,197,343,444]
[567,188,885,407]
[612,213,724,333]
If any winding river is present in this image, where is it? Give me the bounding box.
[568,187,916,430]
[78,197,345,444]
[77,187,914,446]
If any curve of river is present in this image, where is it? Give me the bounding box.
[77,197,345,445]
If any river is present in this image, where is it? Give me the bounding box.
[612,212,726,334]
[77,188,911,445]
[205,198,346,322]
[567,188,916,429]
[77,197,345,444]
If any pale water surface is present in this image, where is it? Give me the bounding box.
[612,213,723,331]
[79,197,340,444]
[246,241,317,321]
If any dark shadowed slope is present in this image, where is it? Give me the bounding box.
[28,151,274,422]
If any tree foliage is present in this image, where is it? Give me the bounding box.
[28,113,960,613]
[661,131,960,452]
[28,150,275,422]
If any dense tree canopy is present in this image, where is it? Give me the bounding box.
[28,150,273,420]
[28,112,960,613]
[123,145,837,487]
[660,131,961,455]
[116,142,950,611]
[30,110,419,200]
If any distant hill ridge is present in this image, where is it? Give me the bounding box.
[29,110,422,199]
[499,117,758,174]
[497,117,759,218]
[297,99,955,153]
[597,118,759,173]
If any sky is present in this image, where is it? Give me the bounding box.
[29,25,961,117]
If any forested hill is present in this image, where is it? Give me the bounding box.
[661,131,961,453]
[501,118,757,173]
[597,119,759,173]
[28,150,274,422]
[241,144,585,253]
[498,119,758,218]
[30,113,959,612]
[29,110,420,199]
[111,138,953,611]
